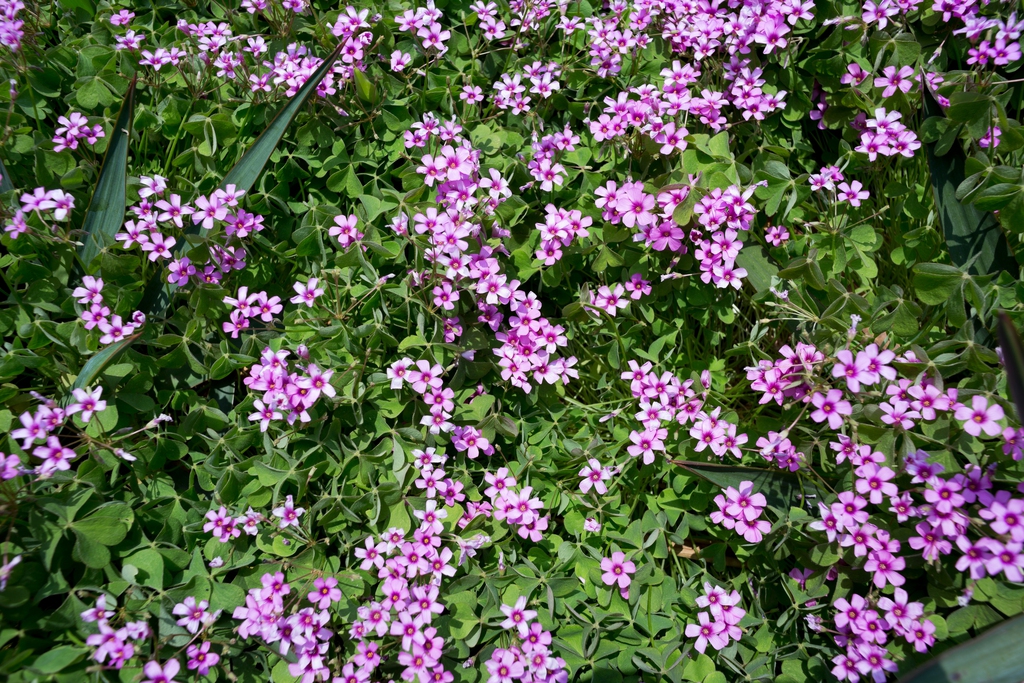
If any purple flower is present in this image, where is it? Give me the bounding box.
[290,278,324,307]
[143,659,180,683]
[685,612,727,653]
[854,463,898,504]
[186,642,219,676]
[172,597,218,634]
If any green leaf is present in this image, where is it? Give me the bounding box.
[352,68,380,107]
[912,263,966,306]
[898,614,1024,683]
[682,653,715,681]
[122,548,165,590]
[593,246,625,272]
[72,531,110,568]
[70,502,133,545]
[945,92,992,124]
[30,646,87,674]
[922,88,1016,276]
[77,77,136,270]
[671,460,824,509]
[997,312,1024,422]
[736,245,778,294]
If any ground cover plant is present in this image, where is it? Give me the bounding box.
[2,0,1024,680]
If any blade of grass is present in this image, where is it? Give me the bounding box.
[77,77,137,270]
[898,614,1024,683]
[0,156,14,193]
[218,42,344,202]
[997,311,1024,422]
[669,460,826,510]
[921,86,1016,276]
[140,44,344,317]
[61,331,142,406]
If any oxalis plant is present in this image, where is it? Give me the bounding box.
[2,0,1024,681]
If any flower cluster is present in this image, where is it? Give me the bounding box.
[524,122,575,191]
[72,276,146,345]
[232,572,336,682]
[734,329,1024,679]
[203,505,264,542]
[685,582,746,654]
[243,347,336,430]
[81,594,152,670]
[221,285,281,337]
[9,387,134,477]
[52,111,105,152]
[395,2,451,57]
[622,361,746,466]
[830,589,934,682]
[410,447,468,508]
[114,178,261,288]
[0,0,24,51]
[388,357,456,434]
[534,204,591,267]
[710,481,771,543]
[855,108,921,161]
[479,467,549,542]
[4,186,76,238]
[485,598,567,683]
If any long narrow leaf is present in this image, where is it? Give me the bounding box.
[62,332,141,405]
[140,44,344,318]
[898,614,1024,683]
[0,156,14,193]
[922,86,1016,276]
[77,77,137,270]
[997,311,1024,422]
[670,460,826,509]
[219,43,344,201]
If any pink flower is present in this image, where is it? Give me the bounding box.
[578,458,612,495]
[307,577,342,609]
[67,386,107,423]
[499,596,537,637]
[600,551,636,590]
[954,395,1004,437]
[290,278,324,307]
[865,549,906,587]
[627,427,666,464]
[836,180,869,207]
[809,389,852,429]
[854,463,898,504]
[685,612,727,653]
[143,659,180,683]
[204,506,240,542]
[874,65,915,98]
[272,494,305,529]
[832,349,871,393]
[390,50,412,71]
[186,642,219,676]
[172,597,217,634]
[72,276,104,305]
